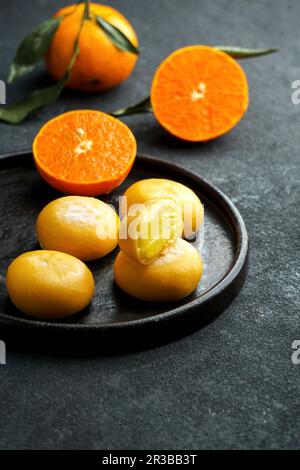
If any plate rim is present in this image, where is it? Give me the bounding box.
[0,150,248,333]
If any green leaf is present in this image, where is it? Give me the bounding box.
[8,18,62,83]
[215,46,278,59]
[111,97,152,117]
[96,16,139,55]
[1,6,84,125]
[0,76,68,124]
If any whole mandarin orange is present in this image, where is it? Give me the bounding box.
[46,3,139,92]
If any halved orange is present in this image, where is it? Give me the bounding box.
[151,45,249,142]
[33,110,137,196]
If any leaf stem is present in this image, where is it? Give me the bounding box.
[215,46,278,59]
[0,1,88,124]
[84,0,90,20]
[67,1,88,74]
[110,97,153,117]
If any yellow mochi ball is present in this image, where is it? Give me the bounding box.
[36,196,119,261]
[121,178,204,238]
[114,238,203,302]
[119,197,183,265]
[6,251,95,319]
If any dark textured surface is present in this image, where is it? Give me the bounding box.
[0,0,299,450]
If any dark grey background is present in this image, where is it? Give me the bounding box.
[0,0,299,450]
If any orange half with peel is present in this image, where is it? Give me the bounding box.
[33,110,137,196]
[151,45,249,142]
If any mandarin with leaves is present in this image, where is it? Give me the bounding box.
[112,45,254,142]
[46,2,139,92]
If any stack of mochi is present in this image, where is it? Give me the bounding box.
[114,178,204,302]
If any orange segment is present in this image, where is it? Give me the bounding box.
[150,45,249,142]
[33,110,137,196]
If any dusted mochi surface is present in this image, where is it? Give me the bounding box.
[114,238,203,302]
[6,250,95,319]
[36,196,119,261]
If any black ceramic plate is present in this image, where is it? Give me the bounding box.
[0,151,248,350]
